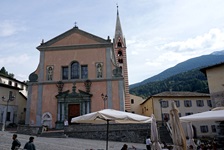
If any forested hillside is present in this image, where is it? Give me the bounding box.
[130,69,209,98]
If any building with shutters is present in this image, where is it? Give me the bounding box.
[0,73,27,128]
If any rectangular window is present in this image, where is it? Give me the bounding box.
[184,100,192,107]
[81,65,88,79]
[200,125,208,133]
[207,100,212,107]
[15,83,18,87]
[178,113,181,117]
[185,112,193,116]
[131,99,134,104]
[62,67,68,80]
[6,112,11,121]
[211,125,216,132]
[175,100,180,107]
[9,91,13,98]
[196,100,204,107]
[161,101,169,108]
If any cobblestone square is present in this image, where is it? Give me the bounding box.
[0,131,146,150]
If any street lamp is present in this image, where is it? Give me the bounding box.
[159,99,164,126]
[101,93,108,109]
[2,93,15,131]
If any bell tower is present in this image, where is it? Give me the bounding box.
[113,6,130,111]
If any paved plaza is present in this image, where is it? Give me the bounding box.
[0,131,146,150]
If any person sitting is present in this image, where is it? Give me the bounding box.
[188,145,194,150]
[121,144,128,150]
[161,141,168,149]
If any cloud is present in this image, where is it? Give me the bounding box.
[0,20,26,37]
[0,54,30,66]
[159,28,224,53]
[127,28,224,84]
[0,53,37,81]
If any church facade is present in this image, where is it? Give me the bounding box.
[26,9,130,128]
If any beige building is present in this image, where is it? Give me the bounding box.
[201,62,224,107]
[130,94,145,114]
[0,74,27,128]
[141,91,217,137]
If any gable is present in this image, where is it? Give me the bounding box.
[37,27,111,49]
[51,32,99,46]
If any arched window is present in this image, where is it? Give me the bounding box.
[118,59,123,63]
[117,42,122,47]
[71,61,80,79]
[118,50,123,56]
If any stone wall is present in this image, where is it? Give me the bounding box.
[17,125,42,135]
[64,123,151,143]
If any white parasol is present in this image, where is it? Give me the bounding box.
[151,114,162,150]
[170,101,187,150]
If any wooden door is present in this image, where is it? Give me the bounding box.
[68,104,80,124]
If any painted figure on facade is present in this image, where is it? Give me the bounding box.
[96,63,102,78]
[47,66,53,80]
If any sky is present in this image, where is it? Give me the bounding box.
[1,0,224,85]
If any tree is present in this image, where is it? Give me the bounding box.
[0,67,8,75]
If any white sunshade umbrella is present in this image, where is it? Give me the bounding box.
[186,122,197,149]
[170,101,187,150]
[180,107,224,122]
[151,114,162,150]
[71,109,152,150]
[180,107,224,149]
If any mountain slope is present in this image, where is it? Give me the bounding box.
[130,69,209,98]
[130,53,224,89]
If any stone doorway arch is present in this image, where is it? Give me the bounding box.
[42,112,52,128]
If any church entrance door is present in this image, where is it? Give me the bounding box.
[68,104,80,124]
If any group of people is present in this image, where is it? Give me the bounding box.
[121,136,152,150]
[194,138,218,150]
[11,134,36,150]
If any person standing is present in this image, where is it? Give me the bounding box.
[146,135,152,150]
[24,136,36,150]
[11,134,21,150]
[64,119,68,126]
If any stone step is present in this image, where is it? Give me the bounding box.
[159,126,173,144]
[39,130,68,138]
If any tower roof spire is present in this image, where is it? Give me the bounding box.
[114,4,124,44]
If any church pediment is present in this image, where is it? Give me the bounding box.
[37,27,111,50]
[78,90,92,97]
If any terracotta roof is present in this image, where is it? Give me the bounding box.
[153,91,210,97]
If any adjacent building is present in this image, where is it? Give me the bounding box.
[0,73,27,127]
[200,62,224,143]
[201,62,224,107]
[141,91,217,137]
[130,94,145,114]
[26,8,130,129]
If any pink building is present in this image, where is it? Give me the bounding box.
[26,8,130,129]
